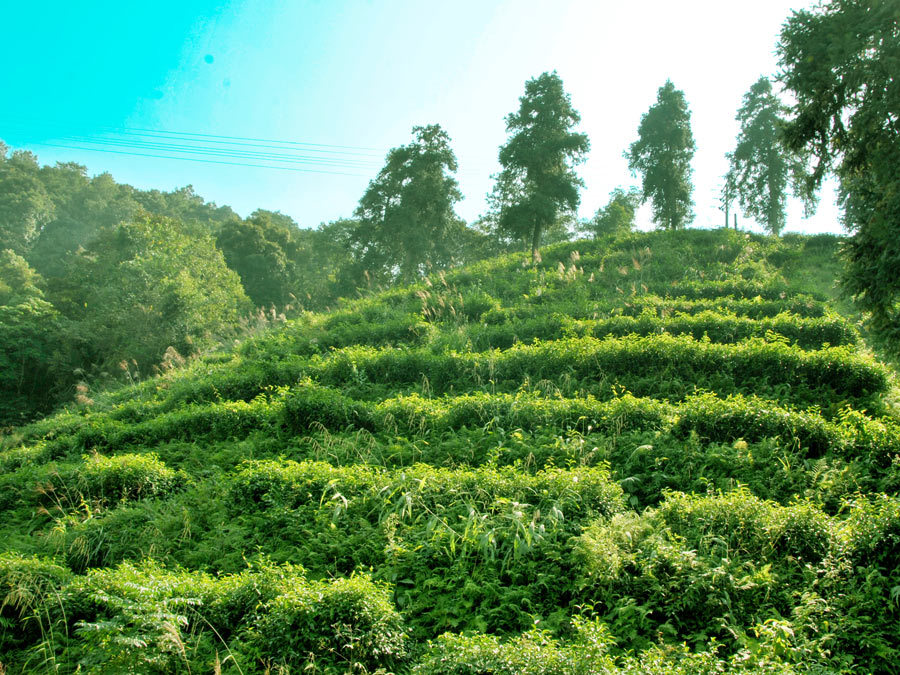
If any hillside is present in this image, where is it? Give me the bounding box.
[1,229,898,673]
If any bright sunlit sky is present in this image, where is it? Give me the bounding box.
[1,0,842,234]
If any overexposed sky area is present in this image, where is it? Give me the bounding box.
[0,0,842,234]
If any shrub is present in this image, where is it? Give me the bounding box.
[78,453,180,503]
[282,380,376,432]
[252,574,407,673]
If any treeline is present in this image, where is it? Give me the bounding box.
[0,144,518,425]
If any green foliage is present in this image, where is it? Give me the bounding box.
[354,124,463,283]
[0,251,73,425]
[0,552,71,655]
[253,574,407,672]
[583,188,640,239]
[778,0,900,352]
[0,228,897,672]
[77,453,180,504]
[0,149,54,257]
[56,212,251,372]
[726,77,796,236]
[628,80,695,230]
[491,71,589,258]
[216,209,304,308]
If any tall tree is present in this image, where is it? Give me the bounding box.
[0,250,71,424]
[628,80,695,230]
[726,77,795,236]
[491,71,589,261]
[354,124,462,282]
[778,0,900,351]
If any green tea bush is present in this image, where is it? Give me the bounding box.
[414,620,765,674]
[672,392,834,454]
[668,279,803,302]
[656,491,833,564]
[251,574,407,673]
[78,452,180,504]
[575,491,835,647]
[282,380,376,432]
[623,295,826,319]
[309,335,887,406]
[228,459,624,521]
[379,391,669,436]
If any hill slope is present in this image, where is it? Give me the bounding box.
[1,229,898,673]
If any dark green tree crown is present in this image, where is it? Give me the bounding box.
[628,80,695,230]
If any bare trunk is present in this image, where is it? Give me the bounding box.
[531,222,543,264]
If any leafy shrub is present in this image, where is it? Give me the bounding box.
[78,453,180,503]
[282,380,376,432]
[574,490,835,647]
[252,574,407,673]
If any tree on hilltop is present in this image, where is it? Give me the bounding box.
[354,124,462,283]
[726,76,796,236]
[491,71,590,261]
[628,80,695,230]
[583,187,641,238]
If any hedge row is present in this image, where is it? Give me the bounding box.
[310,335,887,404]
[465,311,855,351]
[0,555,406,673]
[6,386,897,473]
[622,294,826,319]
[228,459,625,523]
[665,279,812,302]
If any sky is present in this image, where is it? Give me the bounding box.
[0,0,843,234]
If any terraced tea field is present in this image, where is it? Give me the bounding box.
[2,230,898,673]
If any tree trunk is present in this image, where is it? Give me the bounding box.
[531,222,543,264]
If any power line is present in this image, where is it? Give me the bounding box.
[88,128,384,158]
[0,116,386,155]
[109,124,386,153]
[56,134,383,169]
[29,142,372,177]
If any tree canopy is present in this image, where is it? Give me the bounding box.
[583,188,640,239]
[628,80,695,230]
[56,213,250,372]
[353,124,463,283]
[217,209,303,308]
[492,71,589,260]
[726,77,795,236]
[778,0,900,350]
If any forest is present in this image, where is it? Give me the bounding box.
[1,0,898,672]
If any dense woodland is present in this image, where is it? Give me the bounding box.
[1,0,898,672]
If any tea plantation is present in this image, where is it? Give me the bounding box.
[2,230,898,673]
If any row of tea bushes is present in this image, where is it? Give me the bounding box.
[5,386,897,478]
[3,491,896,672]
[309,335,886,406]
[464,310,856,351]
[0,554,406,674]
